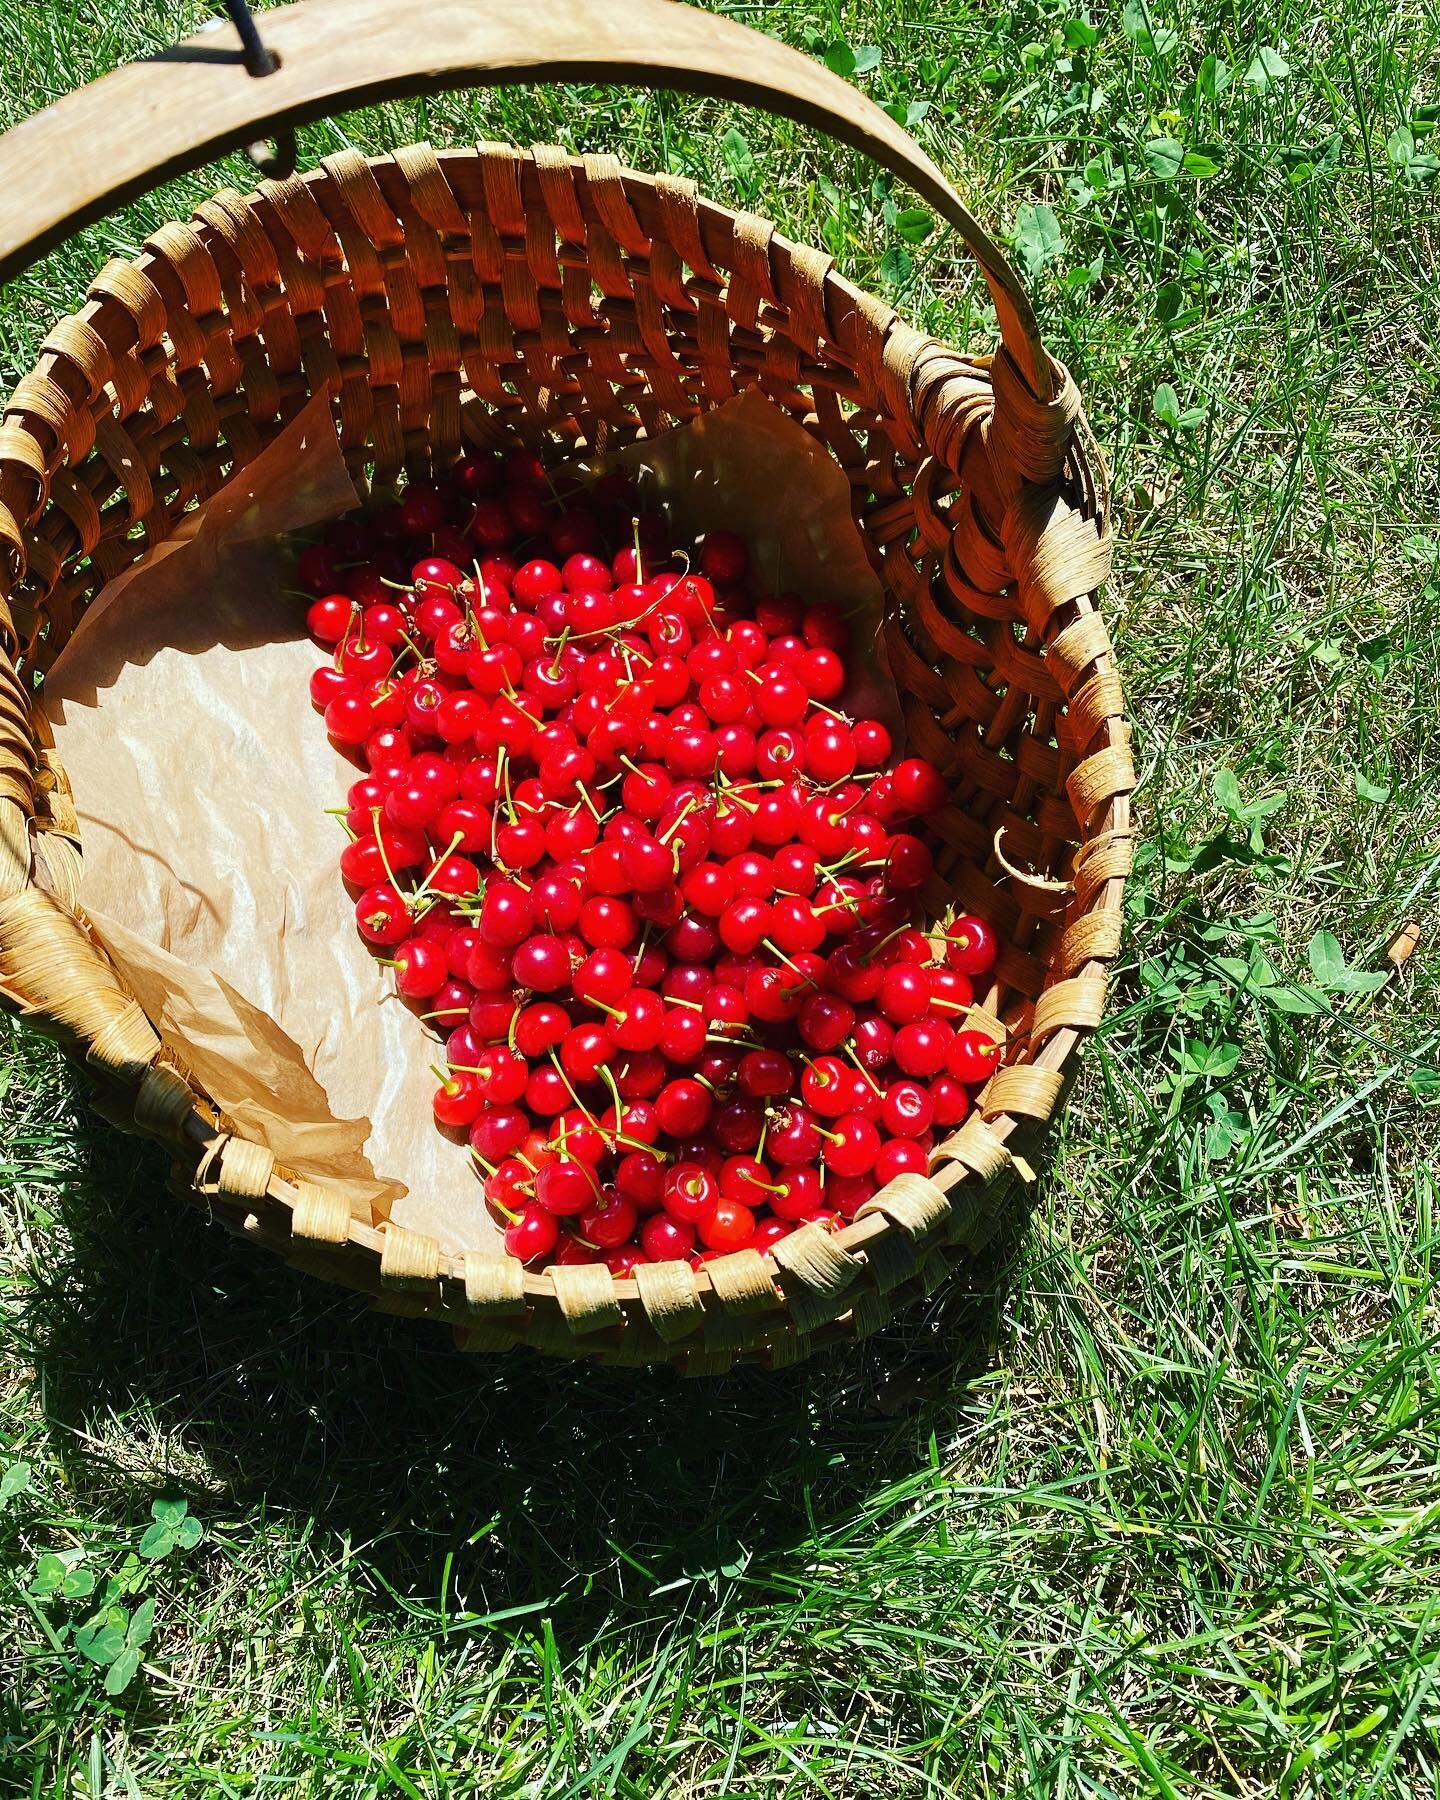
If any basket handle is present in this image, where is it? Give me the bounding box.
[0,0,1054,401]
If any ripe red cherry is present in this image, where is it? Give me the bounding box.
[948,1029,1003,1085]
[697,1197,756,1252]
[737,1047,792,1098]
[930,1074,970,1127]
[579,1192,638,1249]
[892,1020,953,1077]
[823,1113,881,1177]
[560,1024,616,1085]
[355,884,411,945]
[470,1107,529,1162]
[511,935,571,992]
[878,964,931,1024]
[797,992,853,1051]
[534,1160,599,1216]
[768,1102,822,1166]
[514,1001,570,1057]
[852,719,892,768]
[767,1166,820,1220]
[663,1162,719,1223]
[615,1150,666,1209]
[945,914,1000,977]
[504,1205,559,1265]
[432,1070,483,1127]
[890,757,948,816]
[656,1079,712,1138]
[469,1046,528,1106]
[874,1138,928,1184]
[718,899,770,955]
[641,1213,695,1261]
[394,938,447,998]
[805,724,857,785]
[881,1080,934,1139]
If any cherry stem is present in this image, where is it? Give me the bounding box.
[409,831,466,907]
[658,796,698,845]
[368,806,404,895]
[842,1041,884,1095]
[860,924,910,966]
[549,1052,599,1123]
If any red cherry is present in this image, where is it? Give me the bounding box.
[656,1079,713,1138]
[534,1160,599,1216]
[641,1213,695,1262]
[469,1046,528,1106]
[560,1023,616,1085]
[504,1205,559,1265]
[355,884,411,945]
[945,914,1000,977]
[874,1138,928,1184]
[823,1113,880,1178]
[878,964,932,1024]
[930,1074,971,1127]
[433,1069,483,1127]
[511,935,571,992]
[663,1162,719,1223]
[881,1081,934,1139]
[470,1107,529,1162]
[890,757,948,816]
[394,938,447,998]
[770,1166,822,1220]
[892,1020,954,1077]
[697,1197,756,1252]
[615,1150,666,1209]
[797,992,853,1051]
[948,1029,1003,1086]
[579,1192,638,1249]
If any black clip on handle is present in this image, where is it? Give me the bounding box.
[223,0,298,180]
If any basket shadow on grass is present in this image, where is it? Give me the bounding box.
[28,1106,1028,1623]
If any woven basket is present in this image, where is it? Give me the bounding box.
[0,0,1133,1372]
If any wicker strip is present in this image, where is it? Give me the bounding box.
[291,1181,352,1245]
[133,1063,195,1138]
[857,1172,951,1238]
[633,1259,705,1341]
[980,1065,1066,1121]
[771,1221,864,1297]
[706,1249,781,1313]
[379,1223,442,1286]
[549,1263,623,1333]
[462,1253,527,1315]
[1030,975,1109,1042]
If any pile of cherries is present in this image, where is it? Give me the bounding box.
[301,449,1003,1276]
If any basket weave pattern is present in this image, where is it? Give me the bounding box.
[0,143,1133,1371]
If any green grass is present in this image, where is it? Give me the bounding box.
[3,0,1440,1792]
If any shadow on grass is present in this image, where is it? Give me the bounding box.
[21,1111,1028,1628]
